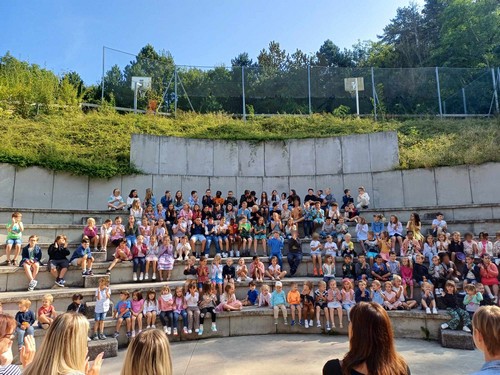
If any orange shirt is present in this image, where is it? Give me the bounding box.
[287,290,301,305]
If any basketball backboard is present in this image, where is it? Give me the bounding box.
[131,76,152,91]
[344,77,364,92]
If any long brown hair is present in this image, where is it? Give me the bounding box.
[342,302,408,375]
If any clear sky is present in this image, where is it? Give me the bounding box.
[1,0,423,84]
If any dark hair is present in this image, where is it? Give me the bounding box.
[341,302,408,375]
[412,212,421,225]
[344,254,352,259]
[252,255,259,261]
[249,281,256,287]
[344,189,350,194]
[72,293,83,301]
[132,290,143,300]
[129,189,137,198]
[202,281,212,294]
[191,190,197,196]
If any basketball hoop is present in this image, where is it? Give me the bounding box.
[131,76,152,113]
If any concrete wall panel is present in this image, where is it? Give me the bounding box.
[52,173,89,210]
[181,176,210,198]
[469,163,500,204]
[262,177,289,198]
[342,173,374,207]
[264,141,290,177]
[0,164,15,207]
[435,166,472,206]
[315,137,342,175]
[236,177,263,198]
[372,171,404,209]
[13,167,54,209]
[402,169,437,207]
[289,139,315,176]
[159,137,187,175]
[238,141,264,177]
[289,176,316,199]
[130,134,160,174]
[315,175,344,206]
[88,176,123,211]
[152,175,182,201]
[186,139,214,176]
[341,134,371,174]
[209,177,237,196]
[213,140,238,177]
[121,175,154,200]
[368,131,400,172]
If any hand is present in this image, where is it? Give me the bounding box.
[20,335,36,368]
[85,352,104,375]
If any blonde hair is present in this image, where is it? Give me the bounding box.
[19,299,31,308]
[86,217,96,226]
[121,329,172,375]
[372,280,381,288]
[261,284,270,292]
[99,277,110,287]
[212,254,222,265]
[392,275,402,283]
[42,294,54,303]
[473,306,500,356]
[161,285,171,294]
[24,313,89,375]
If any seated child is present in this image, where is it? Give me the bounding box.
[441,280,472,332]
[37,294,57,329]
[429,255,446,296]
[462,254,481,288]
[242,281,259,306]
[301,281,315,328]
[355,280,371,303]
[185,284,200,333]
[67,293,87,316]
[370,280,384,305]
[265,256,287,281]
[271,281,288,325]
[113,291,132,338]
[335,217,349,247]
[310,233,323,277]
[421,281,438,314]
[130,290,144,337]
[324,235,338,257]
[371,255,391,282]
[341,279,356,321]
[198,282,218,335]
[320,217,336,239]
[15,299,35,350]
[287,282,301,326]
[322,254,336,283]
[236,257,253,283]
[315,281,330,330]
[258,284,271,307]
[386,251,400,277]
[392,275,417,310]
[183,256,198,292]
[364,231,379,266]
[342,254,356,282]
[249,256,265,282]
[20,234,42,291]
[477,283,495,306]
[413,254,431,286]
[327,279,343,329]
[217,284,242,312]
[158,286,174,335]
[463,284,483,317]
[106,239,132,275]
[222,257,236,288]
[381,281,401,310]
[340,234,356,258]
[400,256,414,299]
[355,254,371,282]
[84,217,100,251]
[70,237,95,276]
[196,256,210,293]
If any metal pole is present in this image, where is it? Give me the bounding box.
[101,46,105,103]
[355,78,360,117]
[492,68,499,114]
[242,66,246,120]
[462,88,467,115]
[174,66,178,117]
[307,64,312,115]
[435,67,443,117]
[133,82,138,114]
[371,67,377,121]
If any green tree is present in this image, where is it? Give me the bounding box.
[315,39,355,67]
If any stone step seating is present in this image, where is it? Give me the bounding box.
[439,328,475,350]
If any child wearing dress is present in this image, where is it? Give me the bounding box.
[327,279,343,329]
[158,236,178,281]
[301,281,315,328]
[323,235,338,257]
[258,284,271,307]
[463,284,483,317]
[315,280,330,330]
[211,254,224,295]
[421,281,438,314]
[173,286,188,335]
[441,280,472,332]
[370,280,384,305]
[310,233,323,277]
[266,256,287,281]
[287,282,301,326]
[145,235,160,281]
[382,281,401,310]
[217,284,242,311]
[400,256,414,299]
[271,281,288,325]
[354,216,369,254]
[15,299,35,350]
[185,284,201,334]
[341,279,356,322]
[130,290,144,337]
[143,289,158,329]
[322,254,336,283]
[236,257,253,282]
[198,282,218,335]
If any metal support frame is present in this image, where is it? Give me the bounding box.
[242,66,246,120]
[462,88,467,115]
[371,67,377,121]
[492,68,499,114]
[435,67,443,117]
[101,46,105,103]
[307,64,312,115]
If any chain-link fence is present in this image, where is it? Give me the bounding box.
[100,47,500,118]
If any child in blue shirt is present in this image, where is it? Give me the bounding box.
[370,280,384,305]
[243,281,259,306]
[69,237,94,276]
[271,281,288,325]
[268,231,284,269]
[15,299,35,350]
[371,214,384,237]
[113,291,132,338]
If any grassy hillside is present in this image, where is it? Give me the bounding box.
[0,108,498,178]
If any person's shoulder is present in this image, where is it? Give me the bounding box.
[0,364,22,375]
[323,358,342,375]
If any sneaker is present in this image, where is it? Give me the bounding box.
[152,273,156,281]
[131,330,136,338]
[309,319,313,327]
[87,269,94,276]
[92,333,99,341]
[146,325,151,329]
[163,326,168,333]
[167,327,172,335]
[183,327,188,334]
[194,328,199,333]
[211,323,217,332]
[99,333,107,340]
[426,307,431,314]
[113,331,119,338]
[319,269,324,276]
[139,272,144,281]
[284,318,288,325]
[151,324,156,329]
[28,280,36,291]
[246,276,253,282]
[60,278,66,285]
[326,323,331,331]
[188,329,192,334]
[291,320,295,326]
[198,327,203,335]
[87,337,91,342]
[55,279,64,287]
[274,319,278,325]
[317,321,322,328]
[106,269,111,275]
[313,268,318,276]
[133,274,138,282]
[82,270,88,276]
[173,328,178,336]
[441,323,449,330]
[463,326,471,333]
[432,308,438,314]
[229,250,234,257]
[236,277,242,283]
[304,320,309,328]
[236,250,240,257]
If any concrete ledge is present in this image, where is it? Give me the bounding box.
[439,329,475,350]
[87,338,118,360]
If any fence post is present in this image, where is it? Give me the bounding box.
[242,66,246,121]
[492,68,499,114]
[101,46,105,103]
[462,88,467,115]
[371,67,377,121]
[435,67,443,117]
[174,66,178,117]
[307,64,312,115]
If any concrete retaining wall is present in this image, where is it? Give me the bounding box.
[1,162,500,210]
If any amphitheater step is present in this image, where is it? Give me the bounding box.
[87,337,118,360]
[83,274,110,289]
[439,328,475,350]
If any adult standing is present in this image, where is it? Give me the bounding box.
[323,302,410,375]
[0,314,35,375]
[470,306,500,375]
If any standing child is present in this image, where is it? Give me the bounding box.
[92,277,111,340]
[322,254,336,283]
[173,286,188,335]
[145,235,160,281]
[310,232,323,277]
[197,256,210,293]
[158,286,174,335]
[327,279,343,329]
[15,299,35,350]
[287,282,302,326]
[199,282,218,335]
[130,290,144,337]
[400,257,414,299]
[266,256,287,280]
[143,289,158,330]
[315,281,330,330]
[271,281,288,325]
[211,254,224,295]
[421,281,438,314]
[243,281,259,306]
[463,284,483,317]
[187,286,203,337]
[37,294,57,329]
[382,281,401,310]
[4,212,24,266]
[258,284,272,307]
[113,291,132,339]
[441,280,472,332]
[217,284,242,311]
[20,235,42,291]
[301,281,315,328]
[340,279,356,322]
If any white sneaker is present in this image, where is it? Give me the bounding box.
[139,272,144,281]
[246,276,253,282]
[195,328,199,333]
[133,274,138,282]
[304,320,309,328]
[188,329,192,334]
[463,326,471,333]
[426,307,431,314]
[432,308,438,314]
[236,277,242,283]
[145,273,149,280]
[151,324,156,329]
[236,250,240,257]
[309,320,313,327]
[163,326,168,333]
[211,323,217,332]
[146,325,151,329]
[230,250,234,257]
[317,321,322,328]
[167,327,172,335]
[441,323,449,330]
[131,330,136,337]
[152,273,156,280]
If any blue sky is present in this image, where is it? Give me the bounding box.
[1,0,423,84]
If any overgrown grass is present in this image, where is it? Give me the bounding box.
[0,108,498,178]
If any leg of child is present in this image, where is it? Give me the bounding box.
[337,307,343,328]
[315,306,322,327]
[312,255,317,274]
[446,308,462,330]
[318,256,323,275]
[409,280,414,299]
[328,308,335,328]
[280,304,288,324]
[115,317,123,335]
[159,311,168,328]
[5,243,12,263]
[87,256,94,272]
[187,309,194,331]
[58,266,68,280]
[323,306,329,327]
[145,261,150,277]
[458,308,472,330]
[92,235,99,250]
[126,317,131,334]
[273,305,279,324]
[23,264,35,282]
[194,308,200,331]
[14,243,21,262]
[290,305,296,322]
[38,314,52,328]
